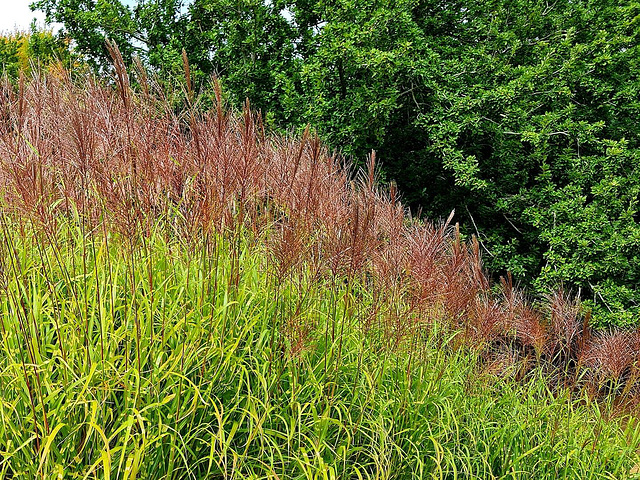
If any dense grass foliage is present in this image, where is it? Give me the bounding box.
[2,219,640,478]
[1,60,640,477]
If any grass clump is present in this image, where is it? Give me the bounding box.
[0,53,640,477]
[0,218,639,478]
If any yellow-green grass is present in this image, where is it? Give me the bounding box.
[0,214,638,479]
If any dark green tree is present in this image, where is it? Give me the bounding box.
[184,0,302,125]
[416,0,640,325]
[32,0,186,71]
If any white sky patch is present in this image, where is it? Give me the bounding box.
[0,0,212,37]
[0,0,52,34]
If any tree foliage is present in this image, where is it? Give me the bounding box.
[31,0,640,326]
[0,27,75,77]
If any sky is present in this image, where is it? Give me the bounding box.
[0,0,51,33]
[0,0,138,34]
[0,0,191,34]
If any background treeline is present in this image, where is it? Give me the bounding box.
[24,0,640,326]
[0,27,76,77]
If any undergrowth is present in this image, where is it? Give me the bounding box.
[0,218,639,478]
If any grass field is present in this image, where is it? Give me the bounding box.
[1,217,640,478]
[1,55,640,478]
